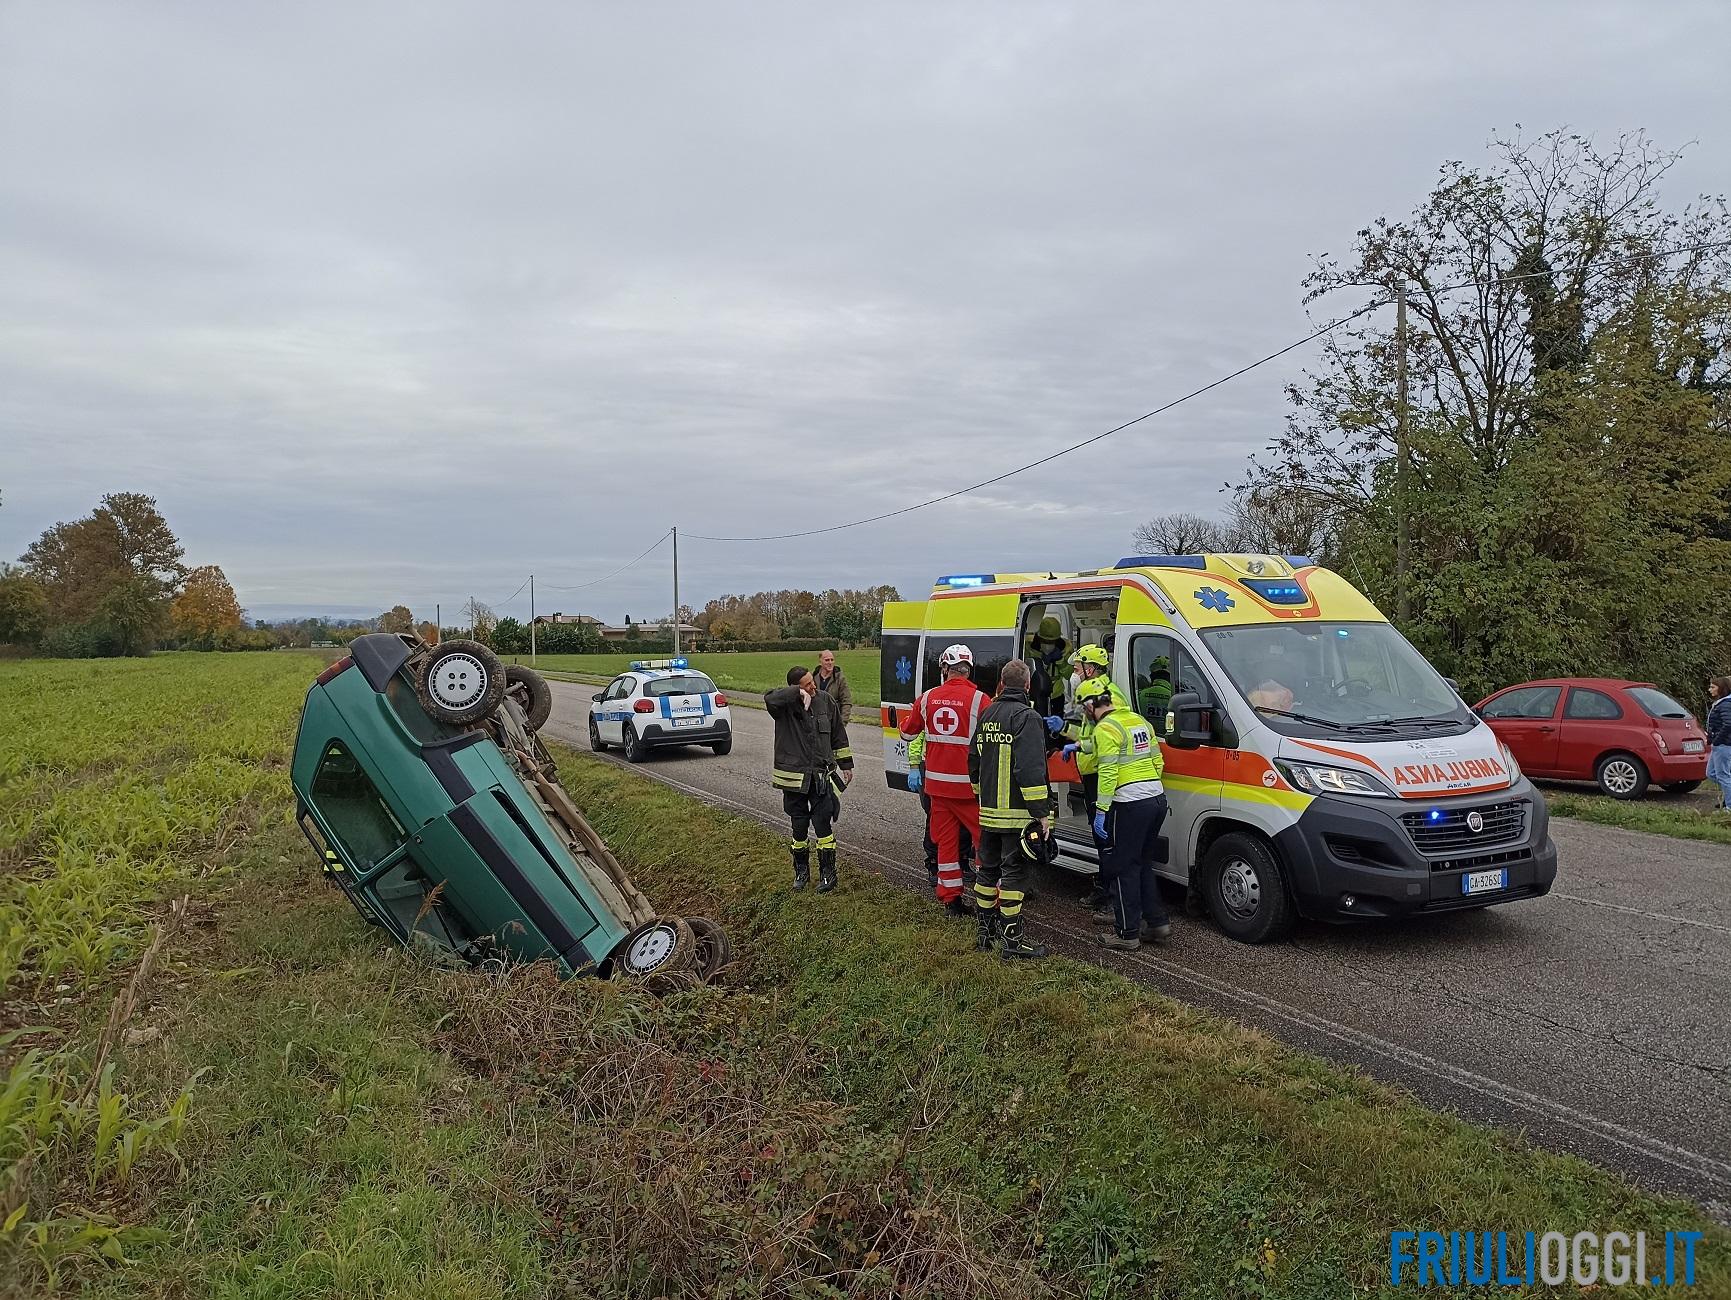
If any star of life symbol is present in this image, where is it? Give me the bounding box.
[931,704,963,736]
[1194,586,1235,613]
[894,655,914,685]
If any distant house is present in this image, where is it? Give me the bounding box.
[530,612,698,641]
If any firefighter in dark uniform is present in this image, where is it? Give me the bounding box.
[968,658,1051,959]
[764,665,854,891]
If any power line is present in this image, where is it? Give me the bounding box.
[494,576,530,608]
[686,301,1383,544]
[541,529,673,591]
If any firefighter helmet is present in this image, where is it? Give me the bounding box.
[1019,820,1057,864]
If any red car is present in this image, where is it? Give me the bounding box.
[1474,678,1708,799]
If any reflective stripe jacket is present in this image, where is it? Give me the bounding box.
[1092,704,1164,809]
[1066,678,1128,776]
[969,686,1053,830]
[900,675,988,799]
[763,686,853,792]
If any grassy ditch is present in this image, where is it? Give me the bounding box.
[552,746,1729,1297]
[1544,784,1731,847]
[507,649,882,705]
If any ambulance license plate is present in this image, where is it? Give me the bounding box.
[672,715,704,729]
[1461,868,1508,896]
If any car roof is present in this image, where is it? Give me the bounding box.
[1489,677,1658,691]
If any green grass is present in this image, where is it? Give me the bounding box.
[7,655,1724,1296]
[1544,783,1731,847]
[505,649,883,706]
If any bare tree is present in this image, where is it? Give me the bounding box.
[1130,512,1231,556]
[462,596,495,639]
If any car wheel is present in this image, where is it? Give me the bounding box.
[612,917,699,987]
[710,737,732,756]
[1665,779,1703,794]
[504,665,553,731]
[1201,831,1294,944]
[623,724,647,764]
[416,639,506,725]
[686,915,734,980]
[588,717,607,752]
[1595,753,1649,800]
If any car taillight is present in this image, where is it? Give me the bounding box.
[1652,730,1669,753]
[714,693,728,707]
[633,698,656,713]
[316,657,353,685]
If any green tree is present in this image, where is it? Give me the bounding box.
[378,605,414,634]
[0,564,49,644]
[493,616,527,654]
[170,565,245,649]
[21,492,186,655]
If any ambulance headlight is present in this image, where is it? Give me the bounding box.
[1274,760,1395,798]
[1499,742,1521,782]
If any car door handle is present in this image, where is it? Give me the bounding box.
[1538,725,1556,732]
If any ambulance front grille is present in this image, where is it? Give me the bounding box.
[1399,800,1527,854]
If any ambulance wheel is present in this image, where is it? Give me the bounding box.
[710,737,732,756]
[1595,753,1648,800]
[623,724,647,764]
[1201,832,1294,944]
[687,915,734,980]
[612,917,698,982]
[417,639,506,725]
[588,718,608,752]
[504,665,553,731]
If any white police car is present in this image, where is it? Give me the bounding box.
[587,658,732,763]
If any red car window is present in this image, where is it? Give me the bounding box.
[1483,685,1560,719]
[1564,688,1622,721]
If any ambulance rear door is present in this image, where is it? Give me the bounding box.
[880,601,926,790]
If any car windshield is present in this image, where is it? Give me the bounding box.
[1200,622,1470,733]
[1628,686,1690,720]
[644,674,716,697]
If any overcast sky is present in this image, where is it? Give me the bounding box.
[3,2,1726,625]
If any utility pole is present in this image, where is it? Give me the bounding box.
[529,575,537,664]
[1394,282,1411,627]
[671,527,681,657]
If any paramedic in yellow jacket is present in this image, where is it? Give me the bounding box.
[1077,677,1171,951]
[1057,644,1127,909]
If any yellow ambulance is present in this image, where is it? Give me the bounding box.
[879,553,1558,942]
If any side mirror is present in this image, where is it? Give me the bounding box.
[1164,690,1214,750]
[591,693,604,703]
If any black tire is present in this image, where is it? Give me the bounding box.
[416,639,506,725]
[1665,779,1703,794]
[710,737,732,756]
[1595,752,1649,800]
[623,724,648,764]
[1201,831,1295,944]
[588,717,608,752]
[611,917,698,983]
[686,915,734,980]
[504,665,553,732]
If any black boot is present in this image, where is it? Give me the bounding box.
[816,847,838,893]
[999,916,1048,960]
[944,895,971,919]
[975,909,1000,952]
[791,842,810,891]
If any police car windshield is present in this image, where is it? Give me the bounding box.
[644,674,715,697]
[1200,622,1469,733]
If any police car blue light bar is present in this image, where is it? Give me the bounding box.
[629,657,689,671]
[936,574,993,588]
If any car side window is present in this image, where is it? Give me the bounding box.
[1565,687,1623,721]
[309,741,406,871]
[1131,633,1211,738]
[1483,686,1560,720]
[605,677,630,702]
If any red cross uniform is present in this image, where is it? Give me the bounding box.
[900,676,988,903]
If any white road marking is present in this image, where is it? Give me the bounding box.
[1550,891,1731,936]
[609,756,1731,1201]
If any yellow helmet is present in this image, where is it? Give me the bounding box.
[1073,643,1109,669]
[1076,677,1115,707]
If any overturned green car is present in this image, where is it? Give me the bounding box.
[291,633,729,982]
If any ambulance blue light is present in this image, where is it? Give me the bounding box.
[1115,555,1207,570]
[1244,578,1307,604]
[1427,809,1445,823]
[937,574,992,588]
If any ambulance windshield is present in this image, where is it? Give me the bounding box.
[1201,622,1469,733]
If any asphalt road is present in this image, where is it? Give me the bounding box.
[545,679,1731,1217]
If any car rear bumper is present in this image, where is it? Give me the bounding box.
[639,719,731,747]
[1274,779,1558,921]
[1653,751,1709,779]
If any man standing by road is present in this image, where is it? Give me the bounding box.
[764,665,854,892]
[1077,677,1170,950]
[900,644,987,917]
[969,658,1051,960]
[813,649,854,717]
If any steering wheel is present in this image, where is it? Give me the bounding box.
[1334,679,1374,700]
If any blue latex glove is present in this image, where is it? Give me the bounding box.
[1061,743,1080,759]
[1092,810,1108,841]
[1044,714,1066,735]
[905,768,923,793]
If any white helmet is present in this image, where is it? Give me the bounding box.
[938,643,974,669]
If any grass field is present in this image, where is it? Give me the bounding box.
[1541,782,1731,847]
[2,654,1724,1296]
[506,649,883,705]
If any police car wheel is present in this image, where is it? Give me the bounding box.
[1595,753,1648,800]
[623,724,647,763]
[1202,832,1294,944]
[416,639,506,725]
[504,665,553,731]
[710,737,732,756]
[588,717,608,752]
[686,915,734,980]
